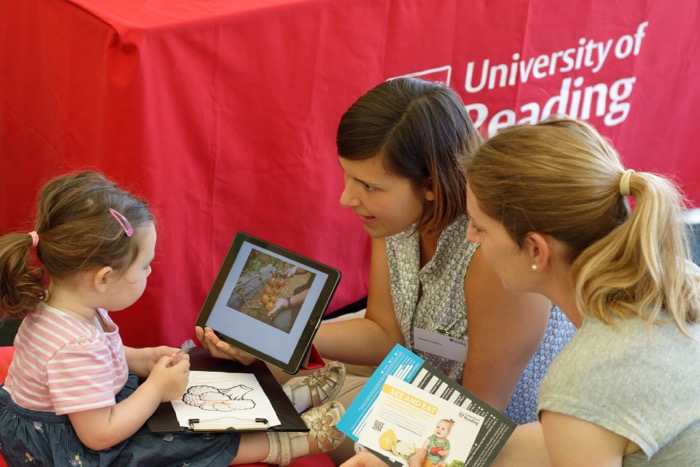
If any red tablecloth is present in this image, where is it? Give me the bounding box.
[2,0,699,347]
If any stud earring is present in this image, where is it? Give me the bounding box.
[531,264,538,272]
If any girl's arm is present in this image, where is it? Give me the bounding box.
[314,237,405,365]
[461,248,551,412]
[68,356,189,451]
[124,345,180,379]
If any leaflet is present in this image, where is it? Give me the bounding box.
[337,345,516,467]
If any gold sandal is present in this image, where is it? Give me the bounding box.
[282,361,346,413]
[265,401,346,466]
[302,400,346,453]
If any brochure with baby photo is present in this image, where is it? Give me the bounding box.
[337,345,516,467]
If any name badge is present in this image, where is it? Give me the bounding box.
[413,327,467,364]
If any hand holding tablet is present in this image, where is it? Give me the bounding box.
[195,325,258,365]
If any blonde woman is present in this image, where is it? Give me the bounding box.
[464,117,700,465]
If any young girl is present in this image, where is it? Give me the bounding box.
[0,171,343,466]
[463,118,700,465]
[199,77,577,462]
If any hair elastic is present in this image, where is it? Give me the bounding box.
[109,208,134,237]
[28,231,39,247]
[619,169,635,196]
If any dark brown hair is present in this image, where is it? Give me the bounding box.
[0,171,153,319]
[337,77,480,234]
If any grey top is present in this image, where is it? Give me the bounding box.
[539,313,700,465]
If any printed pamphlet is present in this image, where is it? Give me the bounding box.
[337,344,516,467]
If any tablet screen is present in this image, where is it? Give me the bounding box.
[195,232,341,373]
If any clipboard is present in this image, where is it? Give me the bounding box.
[146,349,308,433]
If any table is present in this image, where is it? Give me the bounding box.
[2,0,699,346]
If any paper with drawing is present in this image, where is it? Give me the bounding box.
[171,371,281,428]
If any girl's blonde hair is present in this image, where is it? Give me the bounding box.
[0,171,153,319]
[465,117,700,334]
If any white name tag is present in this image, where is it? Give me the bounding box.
[413,327,468,364]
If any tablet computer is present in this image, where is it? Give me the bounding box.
[195,232,341,374]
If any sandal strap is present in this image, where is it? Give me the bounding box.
[302,401,346,453]
[283,361,346,413]
[269,401,346,466]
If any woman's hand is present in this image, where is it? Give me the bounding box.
[407,449,427,467]
[340,451,389,467]
[195,325,257,365]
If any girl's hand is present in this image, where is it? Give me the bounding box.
[125,345,180,378]
[69,352,188,451]
[146,355,190,402]
[195,325,257,365]
[146,345,181,373]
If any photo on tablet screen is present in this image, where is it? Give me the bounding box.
[225,249,316,334]
[196,232,341,373]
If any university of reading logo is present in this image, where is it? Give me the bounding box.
[398,22,649,136]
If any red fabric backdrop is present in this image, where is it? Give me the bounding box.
[2,0,699,347]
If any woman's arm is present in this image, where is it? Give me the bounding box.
[340,451,389,467]
[541,411,635,466]
[68,356,190,450]
[492,415,637,466]
[491,422,550,467]
[314,237,405,365]
[462,248,551,411]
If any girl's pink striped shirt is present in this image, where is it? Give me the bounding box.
[5,303,129,415]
